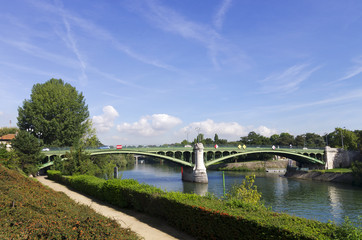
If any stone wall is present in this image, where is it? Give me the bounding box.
[325,146,361,169]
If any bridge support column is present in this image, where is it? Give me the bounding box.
[324,146,351,169]
[182,143,208,183]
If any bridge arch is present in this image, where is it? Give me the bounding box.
[205,150,324,167]
[89,151,193,167]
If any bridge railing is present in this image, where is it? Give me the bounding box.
[44,145,324,152]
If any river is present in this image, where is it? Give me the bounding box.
[119,162,362,225]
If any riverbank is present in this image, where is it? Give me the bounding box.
[209,159,289,171]
[284,170,355,184]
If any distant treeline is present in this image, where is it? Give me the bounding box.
[158,128,361,151]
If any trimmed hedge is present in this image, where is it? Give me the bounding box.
[0,166,140,240]
[48,172,355,240]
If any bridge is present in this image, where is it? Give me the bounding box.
[41,145,325,170]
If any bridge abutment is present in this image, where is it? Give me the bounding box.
[324,146,350,169]
[182,143,208,183]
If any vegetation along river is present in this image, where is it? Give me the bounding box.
[118,162,362,225]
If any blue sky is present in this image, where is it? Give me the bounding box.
[1,0,362,145]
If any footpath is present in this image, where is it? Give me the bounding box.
[36,176,195,240]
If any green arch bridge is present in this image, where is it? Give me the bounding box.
[40,146,325,170]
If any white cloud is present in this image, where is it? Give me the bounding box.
[214,0,232,30]
[260,64,320,94]
[117,114,182,137]
[180,119,278,140]
[180,119,246,140]
[337,56,362,82]
[131,0,247,70]
[92,105,119,133]
[255,125,278,137]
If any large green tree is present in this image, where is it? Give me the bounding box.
[328,128,358,150]
[17,79,89,147]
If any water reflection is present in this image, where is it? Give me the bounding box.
[183,182,208,196]
[328,185,343,220]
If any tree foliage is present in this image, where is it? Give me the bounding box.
[178,128,361,151]
[81,120,102,148]
[17,78,89,147]
[227,175,262,207]
[327,128,358,150]
[11,130,43,175]
[0,127,18,136]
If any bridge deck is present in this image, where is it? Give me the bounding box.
[40,146,325,170]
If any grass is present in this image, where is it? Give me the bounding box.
[313,168,352,173]
[0,164,141,240]
[219,166,266,172]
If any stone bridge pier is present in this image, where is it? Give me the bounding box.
[182,143,208,183]
[324,146,361,169]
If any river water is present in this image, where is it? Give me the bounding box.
[119,163,362,225]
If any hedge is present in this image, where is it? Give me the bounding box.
[0,166,140,240]
[47,171,354,240]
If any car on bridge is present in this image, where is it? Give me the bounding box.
[98,145,110,149]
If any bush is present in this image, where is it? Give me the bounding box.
[0,165,140,240]
[69,175,105,199]
[227,175,262,206]
[352,161,362,186]
[46,172,362,240]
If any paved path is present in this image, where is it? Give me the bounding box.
[36,176,195,240]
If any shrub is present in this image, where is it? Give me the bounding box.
[46,172,362,239]
[227,174,262,207]
[0,165,140,240]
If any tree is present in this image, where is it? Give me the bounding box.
[269,134,279,145]
[240,131,269,146]
[214,134,219,144]
[355,130,362,152]
[277,133,294,146]
[305,133,325,148]
[11,130,43,175]
[204,138,214,145]
[17,78,89,147]
[81,120,102,148]
[0,144,9,160]
[194,133,204,144]
[0,127,18,136]
[295,135,305,147]
[329,128,358,150]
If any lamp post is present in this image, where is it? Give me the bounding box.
[303,134,306,149]
[36,132,42,143]
[341,127,345,149]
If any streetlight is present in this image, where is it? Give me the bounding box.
[341,127,345,149]
[303,134,306,149]
[36,132,42,143]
